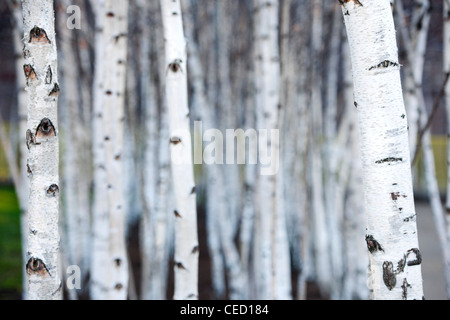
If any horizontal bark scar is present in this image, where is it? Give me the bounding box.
[375,157,403,165]
[368,60,400,71]
[391,192,407,201]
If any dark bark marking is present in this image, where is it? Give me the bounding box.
[168,59,183,73]
[375,157,402,164]
[369,60,400,71]
[170,137,182,145]
[23,64,37,82]
[49,83,60,97]
[45,66,52,84]
[29,26,51,44]
[36,118,56,138]
[46,184,59,197]
[175,262,187,270]
[26,129,41,150]
[383,261,396,290]
[26,257,51,277]
[406,248,422,266]
[401,278,411,300]
[391,192,407,201]
[365,235,384,253]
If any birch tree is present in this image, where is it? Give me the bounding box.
[161,0,199,300]
[253,0,291,300]
[90,0,129,300]
[22,0,62,300]
[341,0,424,300]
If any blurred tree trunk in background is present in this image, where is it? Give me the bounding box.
[7,0,28,299]
[161,0,199,300]
[90,0,129,300]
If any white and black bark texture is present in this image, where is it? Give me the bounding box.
[90,0,129,300]
[161,0,199,300]
[22,0,62,300]
[341,0,424,300]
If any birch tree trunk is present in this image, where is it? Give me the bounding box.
[22,0,62,300]
[161,0,199,300]
[91,0,129,300]
[57,0,89,290]
[103,0,129,300]
[253,0,291,300]
[341,0,424,300]
[90,0,109,300]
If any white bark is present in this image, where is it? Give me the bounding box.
[341,0,423,300]
[341,41,369,301]
[90,0,109,300]
[161,0,199,300]
[22,0,62,300]
[91,0,129,300]
[253,0,290,300]
[103,0,129,300]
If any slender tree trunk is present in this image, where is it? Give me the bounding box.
[161,0,199,300]
[341,0,423,300]
[22,0,62,300]
[253,0,290,300]
[90,0,109,300]
[91,0,129,300]
[103,0,129,300]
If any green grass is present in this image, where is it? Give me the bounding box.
[0,185,22,298]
